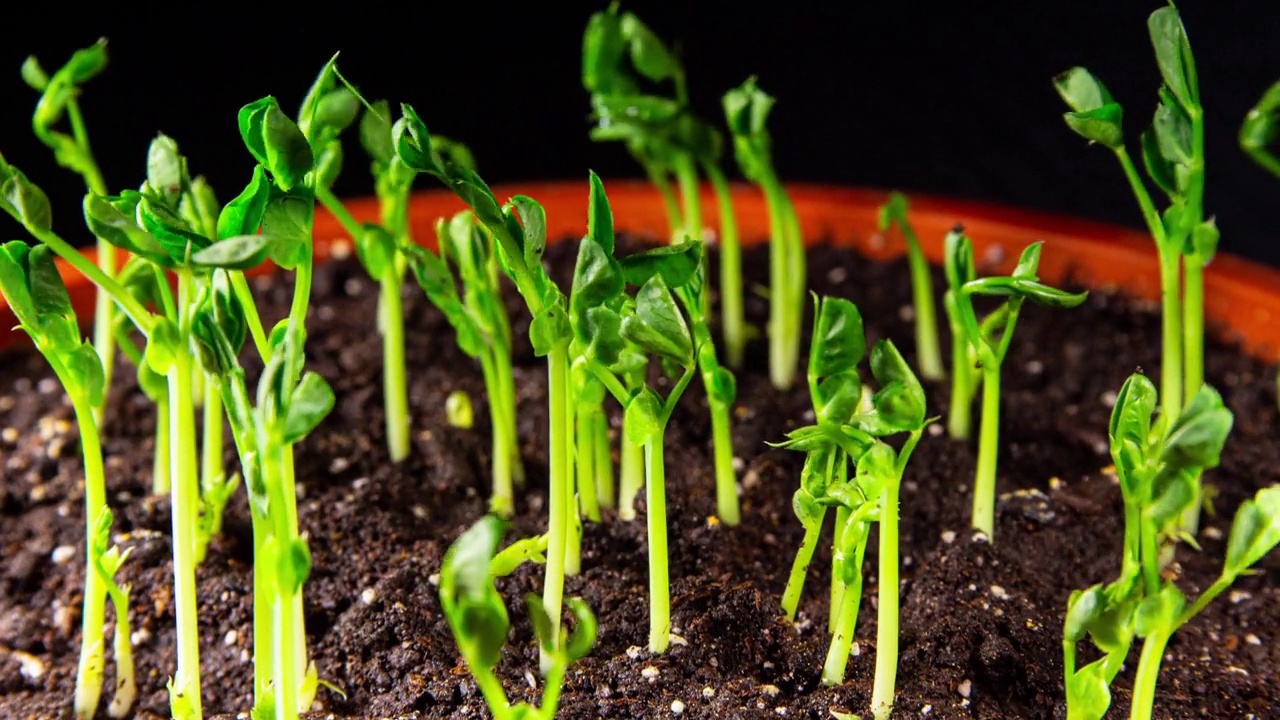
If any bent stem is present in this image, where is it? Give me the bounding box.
[971,366,1001,537]
[781,505,826,622]
[822,520,869,686]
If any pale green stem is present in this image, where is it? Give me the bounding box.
[619,429,644,521]
[647,163,684,243]
[199,375,225,557]
[902,227,943,381]
[564,375,582,579]
[704,163,744,368]
[493,344,525,486]
[1156,250,1184,434]
[540,345,572,673]
[710,396,739,525]
[646,437,671,653]
[380,268,410,462]
[971,367,1001,537]
[1128,629,1172,720]
[1179,256,1206,538]
[576,403,601,522]
[166,343,203,719]
[822,522,869,686]
[154,395,171,496]
[781,507,826,622]
[945,297,975,440]
[69,389,107,720]
[593,411,614,511]
[480,352,514,519]
[870,477,902,720]
[762,174,802,390]
[830,505,850,634]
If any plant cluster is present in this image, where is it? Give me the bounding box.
[2,3,1276,720]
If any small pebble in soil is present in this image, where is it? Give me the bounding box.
[627,645,644,660]
[1246,634,1262,645]
[940,530,956,544]
[927,423,943,437]
[1230,590,1252,604]
[989,585,1009,600]
[733,456,745,472]
[1203,526,1223,540]
[13,650,45,680]
[2,427,17,443]
[641,666,659,682]
[921,705,933,716]
[827,266,848,284]
[131,628,151,646]
[0,394,14,411]
[1101,389,1119,407]
[50,545,74,565]
[851,642,860,657]
[957,679,972,698]
[428,573,440,586]
[761,684,780,698]
[224,630,238,646]
[37,377,58,395]
[670,699,685,714]
[702,687,715,699]
[1025,359,1044,375]
[361,588,377,605]
[898,304,914,322]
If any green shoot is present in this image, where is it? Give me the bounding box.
[392,102,576,673]
[769,296,928,717]
[944,231,1088,538]
[1239,79,1280,407]
[724,77,805,390]
[1063,373,1280,720]
[1053,4,1216,450]
[22,38,117,426]
[439,516,597,720]
[582,4,748,367]
[446,390,475,429]
[0,241,134,719]
[878,192,943,381]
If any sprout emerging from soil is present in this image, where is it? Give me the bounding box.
[771,295,928,717]
[878,192,943,381]
[582,3,747,370]
[1063,372,1280,720]
[440,515,597,720]
[724,76,806,391]
[21,38,118,426]
[944,231,1088,538]
[0,242,135,719]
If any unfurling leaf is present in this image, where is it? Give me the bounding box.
[1065,660,1113,720]
[189,235,272,270]
[1224,486,1280,578]
[439,515,510,670]
[1147,6,1197,109]
[625,388,663,445]
[587,170,615,255]
[1053,67,1115,113]
[1160,384,1232,470]
[564,596,598,662]
[621,275,692,364]
[1133,583,1185,638]
[619,242,703,289]
[217,165,272,240]
[283,372,335,443]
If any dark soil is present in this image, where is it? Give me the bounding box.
[2,236,1278,720]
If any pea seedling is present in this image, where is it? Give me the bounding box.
[1054,3,1217,448]
[944,229,1087,538]
[0,242,135,720]
[724,76,806,390]
[1063,372,1280,720]
[771,296,927,718]
[878,192,943,381]
[21,39,118,425]
[1239,79,1280,408]
[439,516,596,720]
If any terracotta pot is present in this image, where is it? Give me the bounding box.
[3,180,1280,363]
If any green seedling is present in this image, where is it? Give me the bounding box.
[879,192,943,381]
[944,230,1087,538]
[770,296,927,718]
[22,38,117,425]
[582,4,747,368]
[392,103,576,673]
[1054,5,1217,472]
[724,76,806,390]
[1063,373,1280,720]
[569,173,704,652]
[1239,79,1280,407]
[312,84,477,464]
[447,389,475,429]
[402,208,524,517]
[439,516,596,720]
[0,241,134,719]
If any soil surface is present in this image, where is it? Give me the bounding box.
[2,235,1278,720]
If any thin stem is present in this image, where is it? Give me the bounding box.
[153,396,171,496]
[33,228,152,335]
[166,341,203,719]
[761,175,796,390]
[1128,630,1172,720]
[781,507,827,622]
[672,154,703,246]
[902,227,943,381]
[198,374,225,562]
[709,395,739,525]
[946,298,974,440]
[68,390,107,720]
[822,521,869,686]
[104,571,135,719]
[540,345,572,673]
[576,402,601,522]
[480,352,514,518]
[493,344,525,486]
[830,504,850,634]
[704,163,744,368]
[971,366,1002,537]
[619,428,644,521]
[1140,517,1161,598]
[1177,574,1234,627]
[646,436,671,653]
[593,411,614,511]
[1156,250,1184,433]
[380,268,410,462]
[646,163,684,243]
[230,271,271,360]
[870,474,902,720]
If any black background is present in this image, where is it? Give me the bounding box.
[3,2,1278,264]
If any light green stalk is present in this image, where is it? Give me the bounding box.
[67,383,108,720]
[619,430,644,521]
[541,344,573,671]
[645,436,671,653]
[781,505,826,622]
[593,412,614,510]
[1129,629,1172,720]
[761,174,804,390]
[821,520,869,686]
[899,222,943,380]
[704,163,744,368]
[972,368,1002,538]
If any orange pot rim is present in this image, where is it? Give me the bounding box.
[3,180,1279,363]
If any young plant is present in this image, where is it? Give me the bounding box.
[569,173,704,651]
[582,4,747,368]
[400,209,524,517]
[724,76,806,390]
[0,242,135,719]
[1239,79,1280,408]
[391,103,576,672]
[1054,4,1217,441]
[312,88,477,464]
[878,192,943,381]
[944,230,1088,538]
[1062,373,1280,720]
[439,515,596,720]
[21,39,118,425]
[770,296,927,718]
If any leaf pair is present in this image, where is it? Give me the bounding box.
[582,4,681,97]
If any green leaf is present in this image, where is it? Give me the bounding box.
[439,515,510,670]
[1147,6,1197,109]
[587,170,615,255]
[0,241,34,325]
[1224,486,1280,577]
[1012,242,1042,280]
[137,195,210,263]
[525,593,557,655]
[1065,660,1113,720]
[262,101,315,192]
[189,235,272,270]
[144,318,181,375]
[809,296,866,380]
[1109,373,1156,473]
[582,8,630,94]
[1189,218,1219,264]
[625,388,663,444]
[943,228,975,291]
[313,88,360,140]
[1240,81,1280,152]
[1146,466,1198,525]
[868,339,926,431]
[1064,585,1105,643]
[1063,104,1125,149]
[530,301,572,357]
[147,134,186,204]
[356,223,395,278]
[723,76,775,138]
[621,275,693,364]
[792,487,824,530]
[20,56,49,91]
[1140,127,1178,197]
[283,372,335,443]
[238,98,272,167]
[705,363,736,406]
[185,177,221,239]
[392,103,442,175]
[878,191,909,232]
[217,165,272,241]
[1134,584,1185,638]
[63,38,108,84]
[360,100,395,167]
[3,171,53,233]
[579,305,623,367]
[1053,66,1115,113]
[64,343,104,407]
[1160,384,1232,470]
[620,12,680,82]
[84,192,173,276]
[260,195,311,270]
[278,537,312,594]
[508,195,547,267]
[1153,98,1193,166]
[564,596,598,662]
[618,242,702,289]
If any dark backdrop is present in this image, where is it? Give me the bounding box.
[3,2,1278,263]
